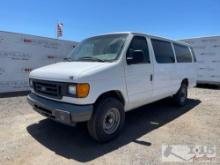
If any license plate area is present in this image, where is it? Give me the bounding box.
[34,105,71,124]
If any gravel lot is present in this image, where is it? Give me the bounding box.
[0,87,219,165]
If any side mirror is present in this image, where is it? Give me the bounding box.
[127,49,145,65]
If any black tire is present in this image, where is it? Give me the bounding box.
[87,97,125,142]
[173,82,188,107]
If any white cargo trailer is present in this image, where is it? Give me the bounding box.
[0,31,77,94]
[182,36,220,86]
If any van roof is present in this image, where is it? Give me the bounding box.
[180,35,220,41]
[91,32,191,47]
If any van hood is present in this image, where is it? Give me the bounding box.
[30,61,112,82]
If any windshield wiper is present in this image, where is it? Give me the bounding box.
[78,56,105,62]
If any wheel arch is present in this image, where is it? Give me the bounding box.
[94,90,126,107]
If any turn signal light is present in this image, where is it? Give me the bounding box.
[76,83,90,98]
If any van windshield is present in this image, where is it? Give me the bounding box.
[66,34,128,62]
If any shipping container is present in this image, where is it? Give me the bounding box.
[181,36,220,86]
[0,31,77,94]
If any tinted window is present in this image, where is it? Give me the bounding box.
[127,36,150,64]
[174,44,192,63]
[190,47,197,62]
[151,39,175,63]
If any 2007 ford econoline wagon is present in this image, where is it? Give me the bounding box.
[27,32,197,142]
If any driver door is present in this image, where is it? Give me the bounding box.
[125,36,154,109]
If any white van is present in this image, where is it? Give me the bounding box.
[27,32,197,142]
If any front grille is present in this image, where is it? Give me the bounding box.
[33,80,63,99]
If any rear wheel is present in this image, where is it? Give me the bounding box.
[173,82,188,107]
[87,97,125,142]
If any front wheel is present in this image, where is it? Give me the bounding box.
[173,83,188,107]
[87,97,125,142]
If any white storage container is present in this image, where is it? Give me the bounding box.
[0,31,77,93]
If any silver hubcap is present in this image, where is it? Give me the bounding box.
[103,108,120,134]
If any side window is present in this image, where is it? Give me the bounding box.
[190,47,197,62]
[151,39,175,63]
[174,44,192,63]
[127,36,150,64]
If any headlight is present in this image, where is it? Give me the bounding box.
[29,79,33,88]
[68,85,76,95]
[67,83,90,98]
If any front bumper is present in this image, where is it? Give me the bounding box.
[27,93,93,125]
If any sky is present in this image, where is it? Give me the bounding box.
[0,0,219,41]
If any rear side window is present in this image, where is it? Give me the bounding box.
[127,36,150,63]
[190,47,197,62]
[174,44,192,63]
[151,39,175,63]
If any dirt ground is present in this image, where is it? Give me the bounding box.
[0,87,219,165]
